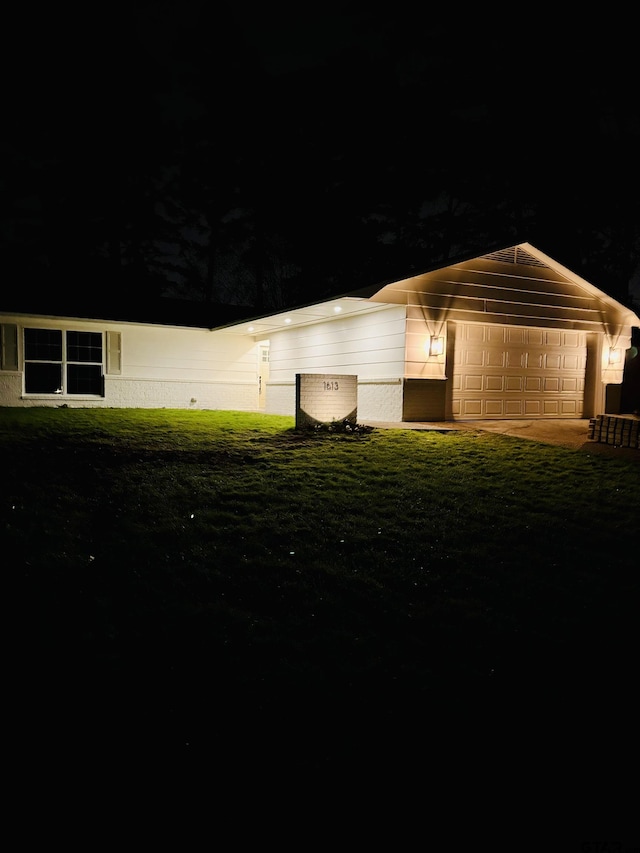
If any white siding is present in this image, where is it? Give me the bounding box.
[371,250,635,334]
[405,309,447,379]
[262,306,406,419]
[119,325,255,383]
[0,313,260,410]
[267,306,406,379]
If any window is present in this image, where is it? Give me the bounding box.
[24,328,104,396]
[66,331,103,394]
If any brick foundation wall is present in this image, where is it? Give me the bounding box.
[357,378,404,422]
[265,381,296,415]
[0,373,22,404]
[265,377,404,422]
[2,378,259,410]
[106,378,258,410]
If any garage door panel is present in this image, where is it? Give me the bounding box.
[465,326,485,342]
[461,400,483,416]
[452,322,586,419]
[464,375,483,391]
[506,351,525,368]
[563,332,581,346]
[488,327,507,343]
[486,400,504,415]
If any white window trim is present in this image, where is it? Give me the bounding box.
[23,327,106,397]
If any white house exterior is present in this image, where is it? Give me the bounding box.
[0,318,260,411]
[2,243,639,420]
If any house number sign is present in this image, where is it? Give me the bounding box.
[295,373,357,429]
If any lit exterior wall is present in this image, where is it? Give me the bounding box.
[0,314,259,409]
[405,308,447,379]
[265,305,406,419]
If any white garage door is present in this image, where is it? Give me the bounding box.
[452,323,586,419]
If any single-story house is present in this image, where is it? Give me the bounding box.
[2,242,639,421]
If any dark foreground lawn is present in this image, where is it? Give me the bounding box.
[2,408,638,782]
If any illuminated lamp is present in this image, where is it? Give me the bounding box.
[608,347,621,364]
[428,335,444,357]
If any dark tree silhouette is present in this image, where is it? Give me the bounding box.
[2,3,638,314]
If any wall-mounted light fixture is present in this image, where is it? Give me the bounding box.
[608,347,621,364]
[428,335,444,357]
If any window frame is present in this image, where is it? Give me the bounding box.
[23,327,105,397]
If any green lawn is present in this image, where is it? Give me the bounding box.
[2,408,638,769]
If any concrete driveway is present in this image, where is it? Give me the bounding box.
[448,418,594,448]
[367,418,640,460]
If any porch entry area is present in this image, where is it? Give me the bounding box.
[258,343,270,409]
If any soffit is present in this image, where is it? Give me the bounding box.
[215,297,393,337]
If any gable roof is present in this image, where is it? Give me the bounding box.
[366,242,640,331]
[217,242,640,337]
[3,243,638,335]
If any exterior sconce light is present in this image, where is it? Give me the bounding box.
[428,335,444,357]
[608,347,621,365]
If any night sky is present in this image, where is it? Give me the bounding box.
[3,2,639,312]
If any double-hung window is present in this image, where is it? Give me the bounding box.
[24,328,104,396]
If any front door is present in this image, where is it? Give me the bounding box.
[258,344,270,409]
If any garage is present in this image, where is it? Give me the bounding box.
[451,321,587,419]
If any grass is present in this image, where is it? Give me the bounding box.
[2,407,639,772]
